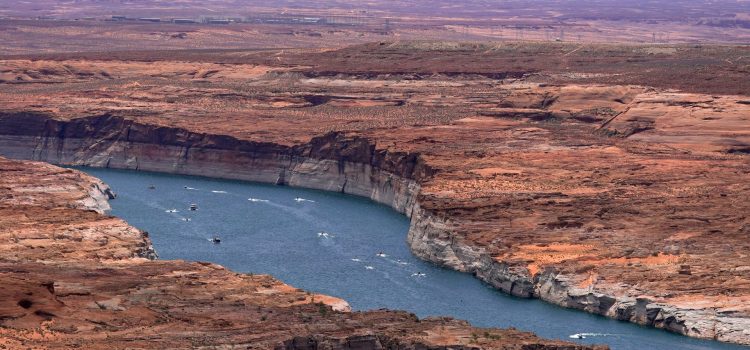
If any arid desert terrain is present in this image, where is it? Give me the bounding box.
[0,1,749,349]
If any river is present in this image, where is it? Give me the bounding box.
[81,167,749,350]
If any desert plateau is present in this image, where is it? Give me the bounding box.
[0,1,749,349]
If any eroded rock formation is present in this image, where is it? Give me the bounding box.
[0,44,749,345]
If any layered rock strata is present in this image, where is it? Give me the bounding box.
[0,47,749,346]
[1,105,748,345]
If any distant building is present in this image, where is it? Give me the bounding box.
[138,18,161,22]
[173,19,197,24]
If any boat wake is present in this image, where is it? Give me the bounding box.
[569,333,616,339]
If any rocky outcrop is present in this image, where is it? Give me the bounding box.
[78,176,115,214]
[1,111,747,345]
[407,190,750,345]
[409,215,750,343]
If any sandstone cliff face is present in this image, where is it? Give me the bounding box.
[1,110,748,345]
[0,112,427,216]
[0,156,602,350]
[407,205,750,343]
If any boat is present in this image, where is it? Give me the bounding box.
[148,184,156,190]
[210,236,221,244]
[189,203,198,211]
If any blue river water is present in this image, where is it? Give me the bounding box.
[80,167,748,350]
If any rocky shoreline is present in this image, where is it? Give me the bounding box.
[1,112,747,345]
[0,154,603,349]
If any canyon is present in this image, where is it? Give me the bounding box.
[1,39,749,347]
[0,156,601,349]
